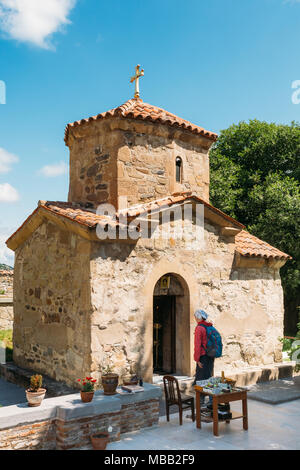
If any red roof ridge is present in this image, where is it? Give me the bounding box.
[64,99,218,145]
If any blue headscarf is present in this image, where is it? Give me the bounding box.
[194,309,208,321]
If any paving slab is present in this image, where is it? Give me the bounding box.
[245,376,300,404]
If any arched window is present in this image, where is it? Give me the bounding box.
[176,157,182,183]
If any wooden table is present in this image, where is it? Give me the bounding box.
[194,386,248,437]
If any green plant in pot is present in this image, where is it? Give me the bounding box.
[78,377,97,402]
[101,365,119,395]
[26,374,46,407]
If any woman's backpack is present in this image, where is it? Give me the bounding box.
[201,325,223,358]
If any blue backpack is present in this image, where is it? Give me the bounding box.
[201,325,223,358]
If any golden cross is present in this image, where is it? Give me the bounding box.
[130,64,144,99]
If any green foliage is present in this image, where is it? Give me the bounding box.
[279,337,293,352]
[210,120,300,332]
[102,365,114,375]
[30,374,43,392]
[280,321,300,372]
[78,377,97,392]
[0,264,13,271]
[0,329,13,362]
[0,290,5,295]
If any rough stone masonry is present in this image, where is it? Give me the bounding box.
[0,270,13,330]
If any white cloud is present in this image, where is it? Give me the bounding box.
[0,0,76,49]
[0,147,19,174]
[0,226,15,266]
[38,161,68,177]
[0,183,19,202]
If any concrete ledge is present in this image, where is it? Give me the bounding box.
[0,398,58,430]
[0,383,162,430]
[0,298,13,305]
[57,393,120,421]
[115,383,162,405]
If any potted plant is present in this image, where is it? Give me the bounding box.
[90,428,110,450]
[78,376,97,402]
[101,365,119,395]
[122,374,139,385]
[26,374,46,407]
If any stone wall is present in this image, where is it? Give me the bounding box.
[0,271,13,330]
[0,271,13,296]
[117,124,210,206]
[0,420,57,450]
[90,214,285,382]
[67,118,211,210]
[68,120,118,208]
[0,384,161,450]
[0,299,13,330]
[13,221,92,386]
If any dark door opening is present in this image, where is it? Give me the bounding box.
[153,295,176,374]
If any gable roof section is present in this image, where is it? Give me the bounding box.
[235,230,291,260]
[6,195,291,261]
[64,99,218,145]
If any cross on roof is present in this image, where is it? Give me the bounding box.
[130,64,144,99]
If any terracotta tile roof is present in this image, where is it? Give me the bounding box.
[0,270,13,276]
[235,230,291,260]
[6,196,291,261]
[117,192,245,229]
[40,201,134,232]
[64,99,218,145]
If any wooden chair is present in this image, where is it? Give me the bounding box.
[163,375,195,425]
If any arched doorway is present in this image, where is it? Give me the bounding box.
[153,273,190,376]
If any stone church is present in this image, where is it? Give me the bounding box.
[6,75,290,387]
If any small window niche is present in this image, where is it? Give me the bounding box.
[176,157,182,183]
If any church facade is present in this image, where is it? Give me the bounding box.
[6,96,290,387]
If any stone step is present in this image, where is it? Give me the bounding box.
[153,361,297,396]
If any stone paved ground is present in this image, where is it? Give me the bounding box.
[0,378,26,406]
[87,398,300,450]
[246,376,300,404]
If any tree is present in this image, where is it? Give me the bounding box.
[210,120,300,335]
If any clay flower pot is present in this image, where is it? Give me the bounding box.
[26,388,46,407]
[101,374,119,395]
[90,432,109,450]
[80,391,94,403]
[123,375,138,386]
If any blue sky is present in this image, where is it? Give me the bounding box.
[0,0,300,265]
